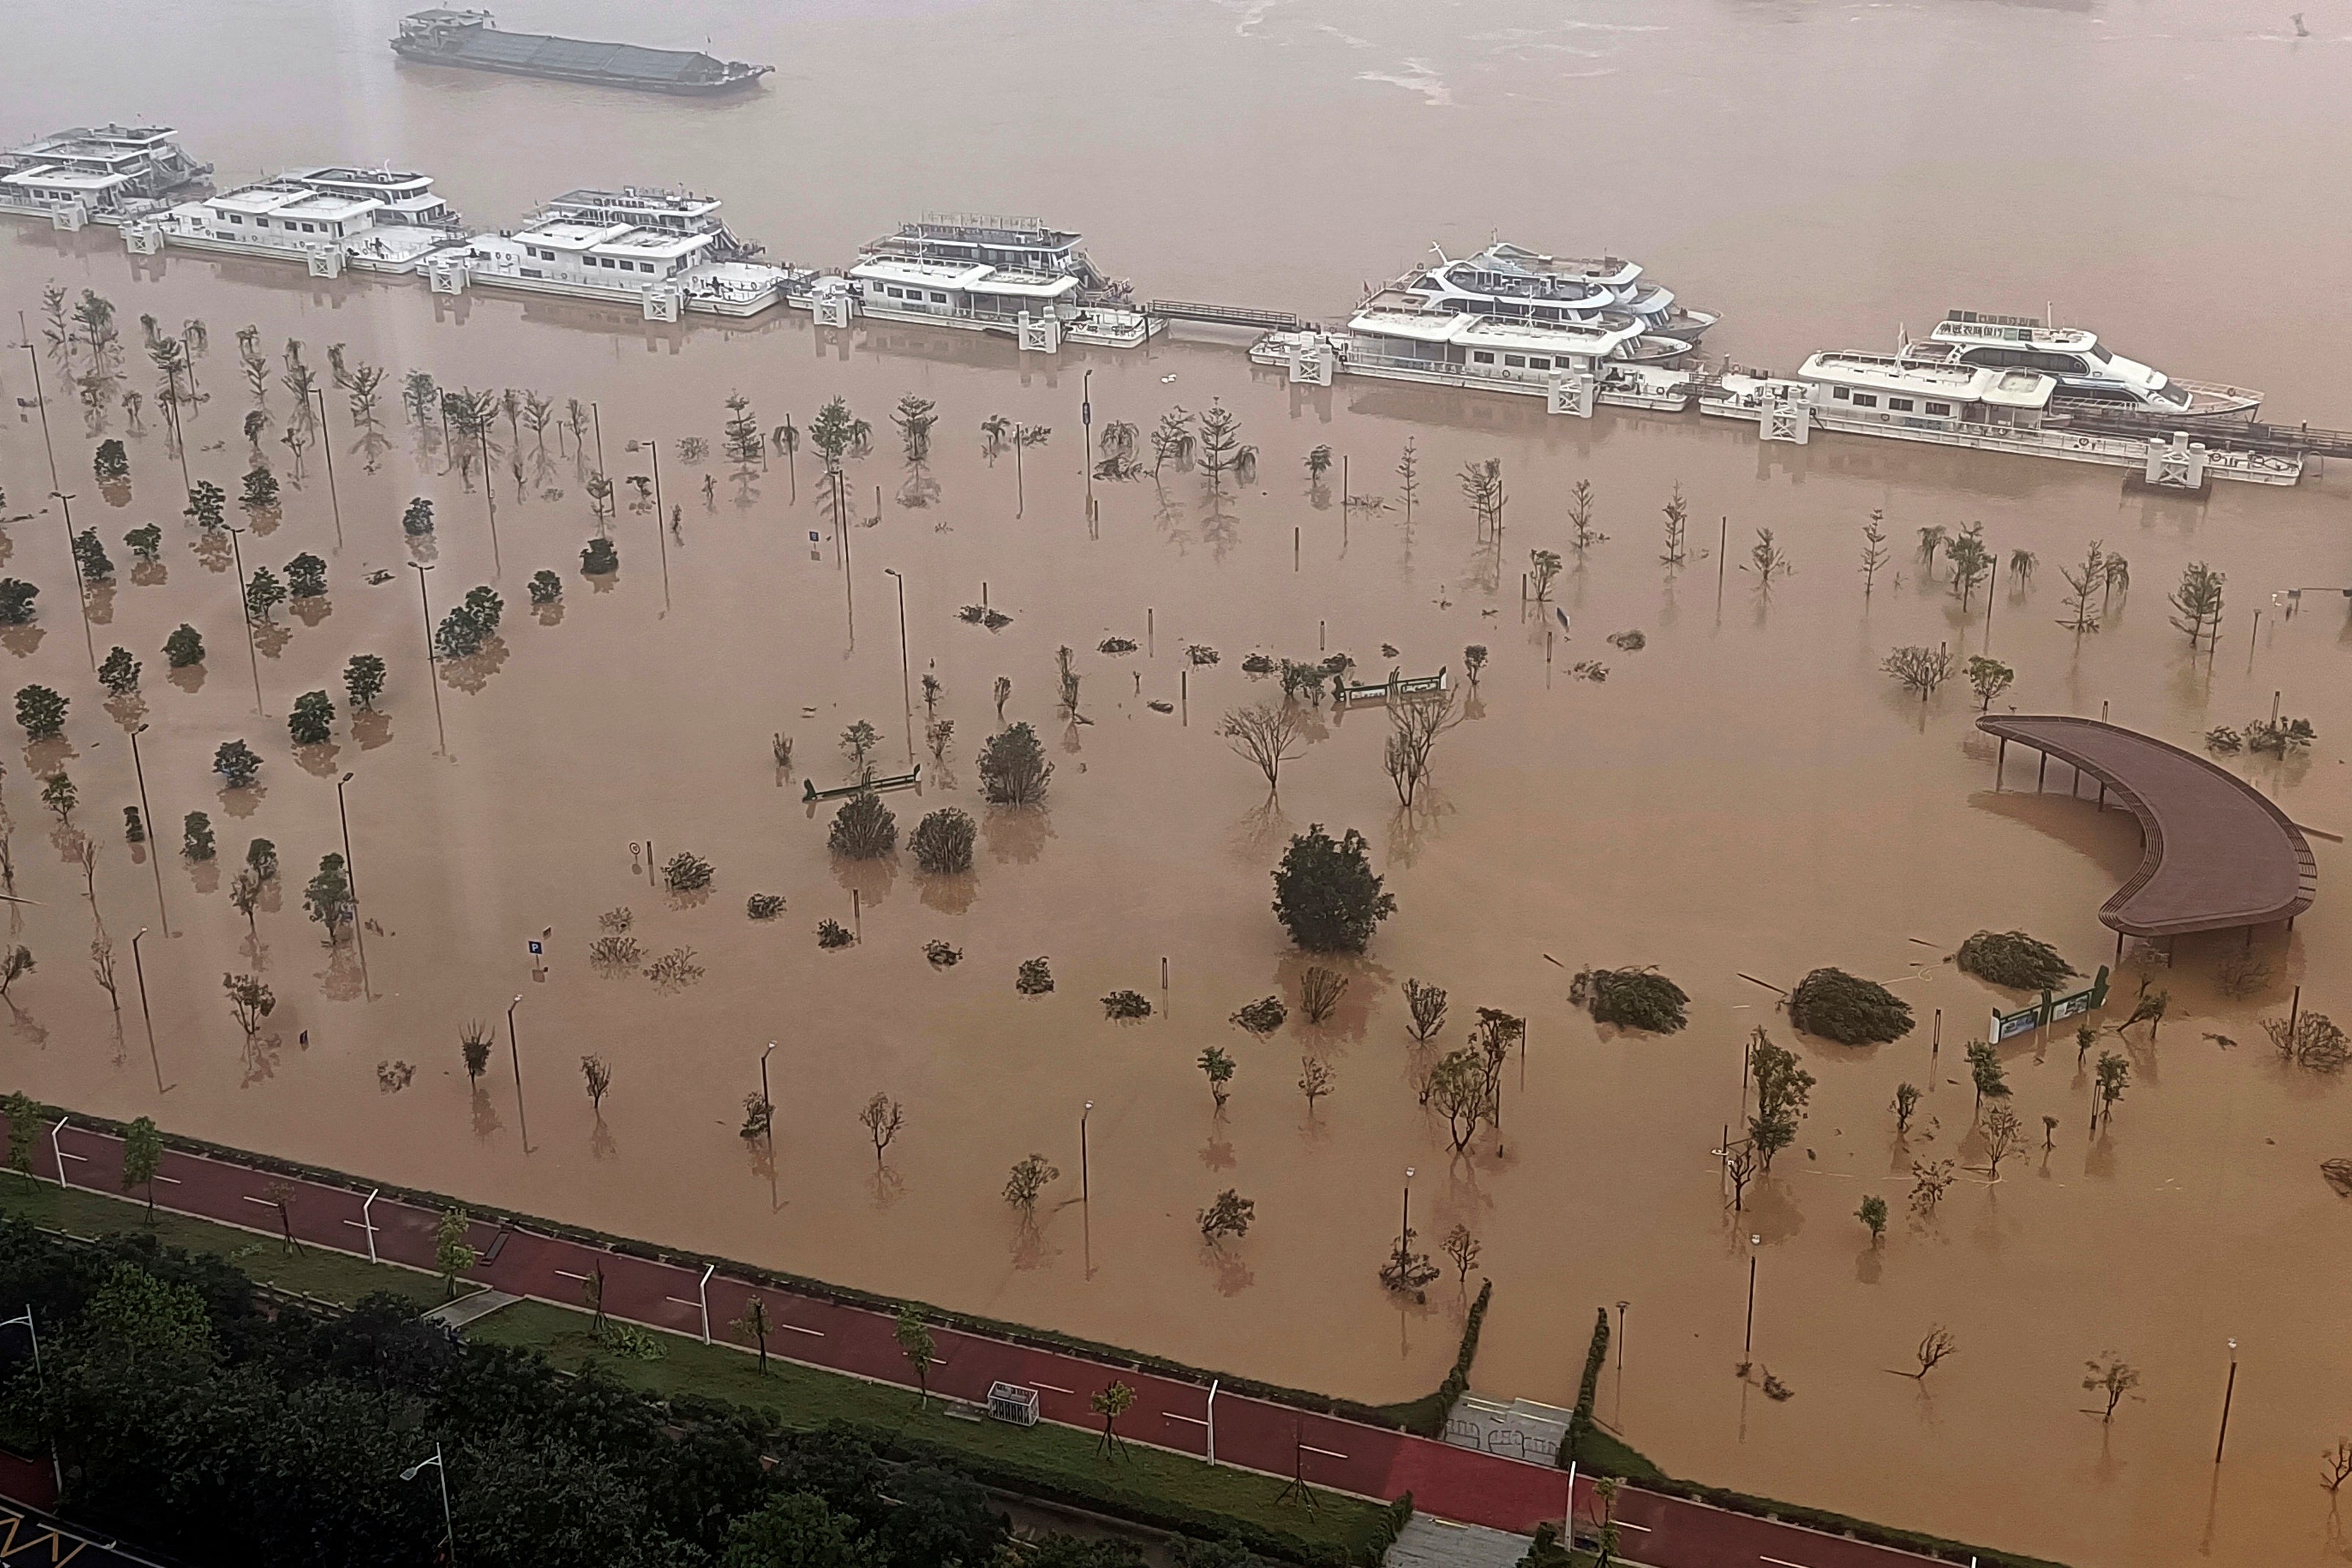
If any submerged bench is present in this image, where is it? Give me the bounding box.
[804,765,922,803]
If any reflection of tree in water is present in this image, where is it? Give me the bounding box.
[1010,1220,1057,1273]
[896,464,940,512]
[0,625,45,659]
[1149,481,1194,554]
[218,784,266,821]
[352,710,392,751]
[192,533,233,574]
[1199,1136,1235,1171]
[84,585,115,627]
[471,1086,503,1144]
[293,742,343,780]
[983,806,1052,866]
[438,639,509,696]
[189,859,220,896]
[1202,1243,1254,1297]
[1226,795,1292,867]
[830,852,897,908]
[1384,791,1456,871]
[5,1002,48,1051]
[251,620,293,660]
[918,870,977,916]
[288,596,332,630]
[320,944,363,1002]
[590,1119,617,1162]
[130,560,165,588]
[1461,535,1504,597]
[1196,489,1240,562]
[869,1163,907,1209]
[240,1031,282,1087]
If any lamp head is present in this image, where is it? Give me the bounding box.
[1750,1234,1762,1246]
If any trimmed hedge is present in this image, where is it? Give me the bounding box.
[1377,1278,1492,1435]
[1361,1492,1415,1563]
[1559,1306,1610,1464]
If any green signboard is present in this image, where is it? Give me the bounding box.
[1991,965,2111,1041]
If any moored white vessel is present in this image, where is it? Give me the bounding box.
[796,213,1161,350]
[1384,241,1718,355]
[435,187,810,319]
[130,166,465,274]
[0,124,212,228]
[1250,305,1696,413]
[1702,350,2298,487]
[1906,310,2261,419]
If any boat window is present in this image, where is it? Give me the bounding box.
[2155,381,2192,408]
[1504,355,1526,369]
[1471,351,1494,365]
[1925,401,1952,416]
[930,291,948,303]
[228,213,243,225]
[1529,357,1551,370]
[1888,397,1914,412]
[2087,345,2113,364]
[1831,387,1849,400]
[1851,393,1879,408]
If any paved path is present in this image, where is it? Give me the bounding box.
[33,1117,1971,1568]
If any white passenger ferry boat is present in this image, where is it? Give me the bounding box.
[797,212,1159,350]
[0,124,211,227]
[1382,241,1718,355]
[435,187,809,318]
[1905,311,2261,419]
[1702,351,2298,487]
[1249,307,1696,412]
[130,167,465,274]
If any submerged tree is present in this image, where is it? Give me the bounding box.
[979,722,1053,805]
[1745,1028,1816,1171]
[1964,655,2014,712]
[1271,825,1395,953]
[1220,702,1303,792]
[2167,560,2226,648]
[1883,644,1953,702]
[1859,510,1889,594]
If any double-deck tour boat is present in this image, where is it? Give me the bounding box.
[130,166,466,274]
[435,187,809,318]
[0,124,211,228]
[796,213,1160,350]
[1904,310,2261,419]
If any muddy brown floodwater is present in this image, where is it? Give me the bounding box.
[4,4,2352,1567]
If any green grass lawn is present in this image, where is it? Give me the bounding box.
[0,1176,448,1308]
[473,1298,1387,1564]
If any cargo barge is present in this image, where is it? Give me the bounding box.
[391,10,771,97]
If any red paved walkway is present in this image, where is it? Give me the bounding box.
[31,1117,1966,1568]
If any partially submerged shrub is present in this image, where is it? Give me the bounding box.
[979,723,1052,806]
[925,939,962,968]
[909,807,975,874]
[1186,644,1221,666]
[1606,629,1647,651]
[746,893,785,921]
[828,792,899,859]
[957,604,1013,631]
[1788,967,1914,1045]
[214,739,262,788]
[1570,966,1690,1032]
[164,624,205,668]
[1016,957,1054,996]
[2266,1010,2349,1071]
[662,852,714,892]
[1954,930,2078,991]
[581,536,619,575]
[1098,637,1139,656]
[816,919,854,950]
[528,569,563,605]
[1232,995,1287,1036]
[1102,989,1153,1020]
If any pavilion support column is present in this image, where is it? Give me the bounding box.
[2037,752,2048,791]
[1996,737,2007,787]
[2115,928,2124,964]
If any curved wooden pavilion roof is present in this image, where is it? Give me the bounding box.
[1980,714,2318,938]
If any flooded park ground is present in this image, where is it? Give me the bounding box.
[0,241,2345,1568]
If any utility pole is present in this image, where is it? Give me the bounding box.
[225,522,265,716]
[411,562,448,754]
[309,383,344,550]
[507,995,529,1153]
[129,724,167,929]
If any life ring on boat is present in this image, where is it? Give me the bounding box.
[2075,437,2091,450]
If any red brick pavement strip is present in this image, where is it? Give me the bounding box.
[45,1120,1958,1568]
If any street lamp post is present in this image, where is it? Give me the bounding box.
[129,724,167,929]
[1,1309,60,1491]
[400,1443,456,1566]
[307,384,344,551]
[1742,1234,1761,1359]
[51,489,96,667]
[336,772,365,973]
[507,995,529,1153]
[15,322,61,490]
[1080,1101,1093,1206]
[760,1041,776,1133]
[1400,1168,1415,1263]
[2215,1338,2240,1464]
[411,561,448,754]
[883,567,912,762]
[130,927,161,1092]
[625,437,670,610]
[225,522,265,716]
